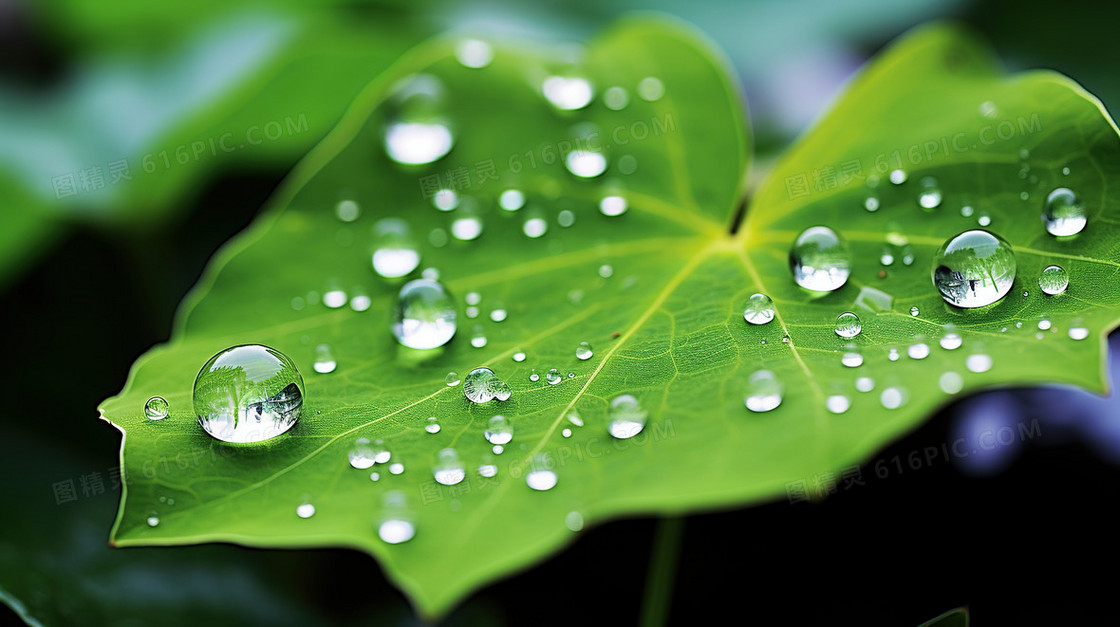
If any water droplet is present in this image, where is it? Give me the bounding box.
[781,334,790,343]
[900,246,915,266]
[558,209,576,227]
[880,386,906,409]
[313,344,337,374]
[940,327,963,350]
[855,377,875,392]
[1020,191,1030,201]
[424,417,441,434]
[918,177,942,209]
[445,371,460,386]
[529,369,540,382]
[513,352,526,362]
[349,438,376,469]
[576,341,594,360]
[388,462,404,475]
[607,394,647,438]
[393,279,456,349]
[463,367,499,403]
[492,445,504,455]
[369,439,390,464]
[526,455,558,491]
[146,513,160,527]
[598,264,614,278]
[384,121,453,165]
[455,39,492,69]
[478,460,498,477]
[499,189,525,211]
[604,86,629,110]
[567,410,584,427]
[743,293,775,325]
[523,217,548,238]
[864,197,880,212]
[637,76,665,101]
[1069,326,1089,340]
[834,312,862,338]
[966,354,993,373]
[909,306,920,317]
[617,154,637,174]
[144,396,169,420]
[961,205,974,217]
[907,343,930,359]
[432,188,459,211]
[977,212,991,227]
[562,428,572,438]
[429,228,449,247]
[465,292,481,306]
[979,100,998,118]
[369,472,380,481]
[470,326,487,348]
[1038,319,1052,331]
[433,448,465,485]
[546,368,562,385]
[1038,264,1069,295]
[826,395,850,414]
[744,370,782,413]
[790,226,851,292]
[939,371,963,394]
[335,199,360,222]
[451,215,483,241]
[889,169,907,185]
[295,503,315,519]
[493,380,511,401]
[565,511,585,531]
[323,289,347,309]
[565,151,607,178]
[888,348,900,361]
[485,415,513,445]
[599,195,628,216]
[193,345,304,443]
[542,75,593,110]
[841,350,863,368]
[350,292,371,312]
[371,218,421,278]
[378,491,415,544]
[932,230,1016,308]
[879,247,895,266]
[490,308,508,322]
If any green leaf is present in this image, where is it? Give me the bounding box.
[98,18,1120,617]
[919,607,970,627]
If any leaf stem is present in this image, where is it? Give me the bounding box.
[639,516,685,627]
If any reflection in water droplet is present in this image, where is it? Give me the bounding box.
[1038,265,1069,295]
[1043,188,1086,236]
[745,370,782,413]
[565,151,607,178]
[393,279,456,349]
[743,293,775,325]
[193,345,304,444]
[932,230,1016,308]
[608,394,647,439]
[464,367,499,403]
[542,76,593,110]
[546,368,562,385]
[834,312,861,338]
[790,226,850,291]
[576,341,594,360]
[144,396,169,420]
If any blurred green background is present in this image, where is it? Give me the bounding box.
[3,0,1119,624]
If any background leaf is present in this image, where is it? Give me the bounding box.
[98,17,1120,619]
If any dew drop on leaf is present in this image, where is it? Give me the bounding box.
[485,415,513,445]
[425,417,441,434]
[295,503,315,519]
[604,86,629,110]
[349,438,376,469]
[637,76,665,101]
[193,345,304,444]
[907,342,930,359]
[433,188,459,211]
[455,39,493,69]
[826,395,850,414]
[393,279,456,350]
[1043,188,1086,236]
[513,352,526,362]
[445,371,460,386]
[525,454,558,491]
[433,448,466,486]
[576,341,594,360]
[546,368,562,385]
[144,396,169,421]
[371,218,421,278]
[880,386,907,409]
[841,350,863,368]
[966,354,993,373]
[743,293,775,325]
[909,306,920,316]
[744,370,782,413]
[1069,326,1089,340]
[335,199,360,222]
[493,380,511,402]
[523,217,548,238]
[790,226,851,292]
[147,514,160,527]
[599,195,628,216]
[313,344,337,374]
[834,312,861,338]
[864,197,880,212]
[918,176,942,209]
[565,150,607,178]
[855,377,875,392]
[1038,264,1069,295]
[607,394,647,439]
[463,367,498,403]
[889,169,907,184]
[939,372,963,394]
[378,491,415,544]
[932,230,1016,308]
[542,75,593,110]
[499,189,525,211]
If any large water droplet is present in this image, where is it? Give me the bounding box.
[608,394,647,439]
[313,344,337,374]
[378,491,415,544]
[463,367,499,403]
[918,177,942,209]
[433,448,465,485]
[542,76,593,110]
[393,279,456,349]
[1038,265,1069,295]
[932,230,1016,308]
[372,218,421,278]
[834,312,861,338]
[790,226,850,291]
[745,370,782,412]
[1042,188,1087,236]
[144,396,169,421]
[485,415,513,445]
[526,454,558,491]
[193,345,304,443]
[349,438,376,469]
[907,342,930,359]
[743,293,775,325]
[565,151,607,178]
[576,341,594,360]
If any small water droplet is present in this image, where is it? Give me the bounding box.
[1038,264,1069,295]
[349,438,376,469]
[513,352,526,362]
[429,228,448,248]
[463,367,499,403]
[791,226,850,292]
[826,395,850,414]
[841,350,863,368]
[864,197,880,212]
[490,308,508,323]
[1020,191,1030,201]
[526,454,558,491]
[451,215,483,241]
[637,76,665,101]
[744,370,782,413]
[499,189,525,211]
[907,343,930,360]
[979,100,998,118]
[608,394,647,438]
[855,377,875,392]
[576,341,594,360]
[889,169,907,185]
[617,154,638,174]
[455,39,493,69]
[1069,326,1089,340]
[493,380,511,401]
[558,209,576,227]
[523,217,548,238]
[562,428,572,438]
[542,75,593,110]
[781,334,790,343]
[335,199,360,222]
[369,472,380,481]
[425,417,441,434]
[144,396,169,420]
[465,306,479,319]
[393,279,456,349]
[389,462,404,475]
[966,354,993,373]
[888,348,900,361]
[484,415,513,445]
[349,292,371,312]
[445,371,460,386]
[909,306,920,317]
[900,246,915,266]
[433,188,459,211]
[492,445,504,455]
[378,491,415,544]
[567,410,584,427]
[1038,319,1052,331]
[599,195,628,217]
[880,386,907,409]
[939,327,963,350]
[546,368,562,385]
[323,289,348,309]
[961,205,974,217]
[598,264,614,278]
[918,177,942,209]
[932,230,1016,308]
[565,151,607,178]
[565,511,585,531]
[470,327,488,348]
[478,459,498,477]
[433,448,465,485]
[743,293,775,325]
[193,345,304,443]
[939,371,963,394]
[147,513,160,527]
[604,86,629,110]
[296,503,315,519]
[879,246,895,266]
[529,369,540,382]
[313,344,337,374]
[371,218,421,278]
[834,312,862,338]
